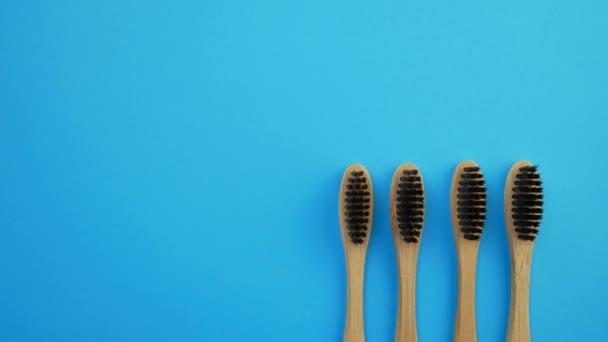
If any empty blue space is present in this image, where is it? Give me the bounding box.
[1,1,607,341]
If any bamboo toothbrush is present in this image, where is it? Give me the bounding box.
[505,161,543,342]
[390,163,425,342]
[339,164,374,342]
[450,161,487,342]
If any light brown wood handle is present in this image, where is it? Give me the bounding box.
[454,257,478,342]
[395,270,417,342]
[344,260,365,342]
[507,267,531,342]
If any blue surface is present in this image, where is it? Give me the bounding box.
[1,1,607,341]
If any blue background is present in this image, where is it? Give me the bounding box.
[1,1,607,341]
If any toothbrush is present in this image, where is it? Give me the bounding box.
[389,163,425,342]
[505,161,543,342]
[450,161,487,342]
[339,164,374,342]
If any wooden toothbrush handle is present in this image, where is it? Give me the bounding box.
[395,249,418,342]
[344,255,365,342]
[454,252,478,342]
[507,258,532,342]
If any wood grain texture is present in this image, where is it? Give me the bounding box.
[450,160,482,342]
[389,163,424,342]
[505,160,536,342]
[339,164,373,342]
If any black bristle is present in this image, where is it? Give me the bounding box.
[345,170,371,244]
[457,193,486,200]
[512,165,543,241]
[395,168,424,243]
[457,166,487,241]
